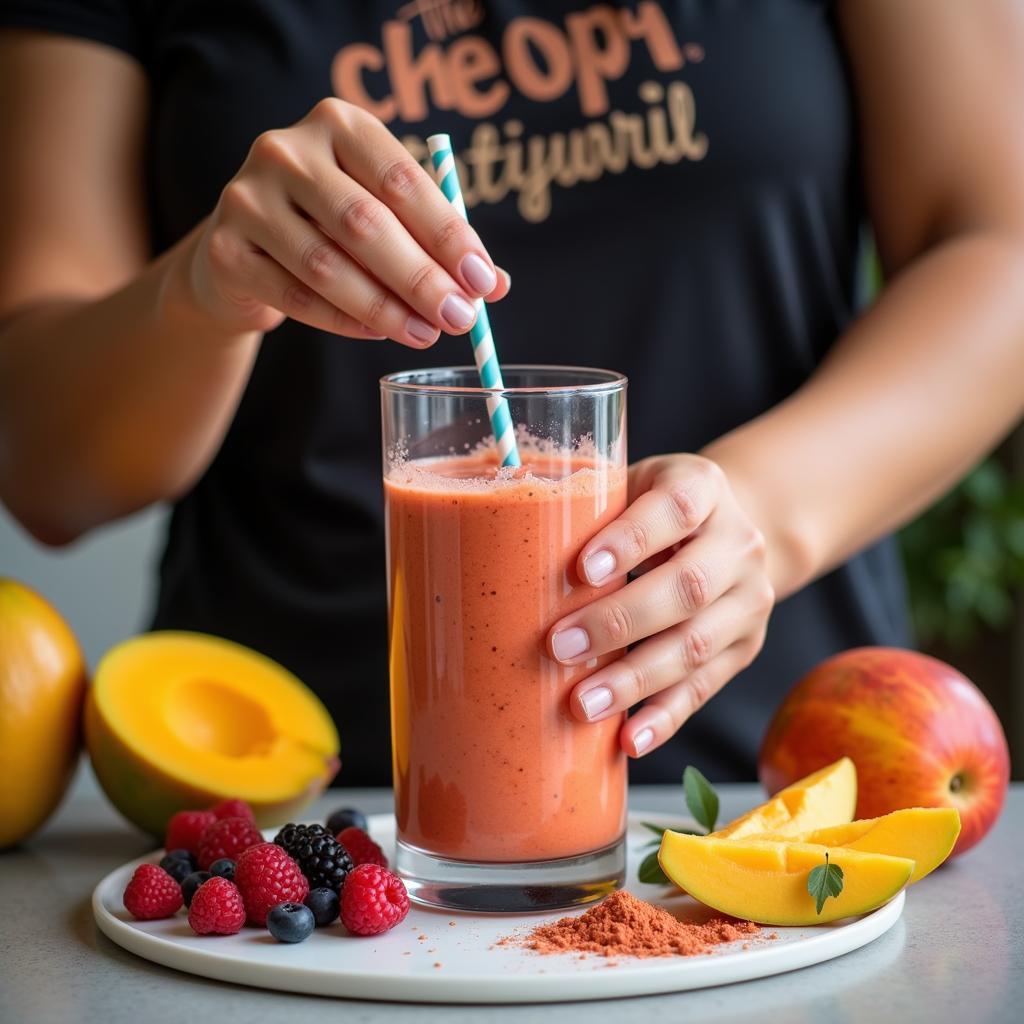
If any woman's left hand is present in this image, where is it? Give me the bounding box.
[547,454,775,757]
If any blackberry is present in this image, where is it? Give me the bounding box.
[273,823,353,894]
[326,807,368,835]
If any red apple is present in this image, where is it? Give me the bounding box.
[758,647,1009,857]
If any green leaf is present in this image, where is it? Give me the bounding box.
[640,821,670,837]
[638,849,671,886]
[683,766,719,833]
[807,852,845,914]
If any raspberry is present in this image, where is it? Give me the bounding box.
[187,877,246,935]
[123,863,184,920]
[235,843,310,925]
[340,864,409,936]
[197,816,264,870]
[336,827,388,868]
[209,798,254,821]
[165,810,216,857]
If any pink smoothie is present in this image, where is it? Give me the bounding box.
[385,453,628,863]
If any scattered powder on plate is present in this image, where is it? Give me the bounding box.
[503,891,761,959]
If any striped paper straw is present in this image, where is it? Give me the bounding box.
[427,133,520,468]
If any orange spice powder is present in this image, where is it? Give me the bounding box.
[505,891,761,958]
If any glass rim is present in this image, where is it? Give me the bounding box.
[380,364,628,397]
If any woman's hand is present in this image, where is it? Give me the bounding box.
[547,454,775,757]
[182,98,509,346]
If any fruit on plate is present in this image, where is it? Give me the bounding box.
[759,648,1009,857]
[658,831,913,926]
[341,863,411,936]
[85,631,339,838]
[267,901,316,943]
[713,757,857,839]
[123,863,184,920]
[751,807,960,884]
[0,579,88,848]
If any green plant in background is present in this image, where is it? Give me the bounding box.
[900,459,1024,647]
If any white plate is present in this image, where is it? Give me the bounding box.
[93,813,904,1003]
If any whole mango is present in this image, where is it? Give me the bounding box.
[0,579,87,847]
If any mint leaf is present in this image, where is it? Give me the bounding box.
[807,852,845,914]
[638,849,671,886]
[683,766,719,833]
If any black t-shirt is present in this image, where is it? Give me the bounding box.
[2,0,911,784]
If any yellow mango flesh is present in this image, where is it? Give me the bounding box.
[714,757,857,839]
[86,632,339,837]
[659,832,913,926]
[752,807,960,884]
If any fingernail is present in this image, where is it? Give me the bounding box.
[460,253,497,295]
[406,315,439,344]
[633,727,654,755]
[580,686,613,720]
[498,267,512,289]
[441,293,476,331]
[584,549,616,586]
[552,626,590,661]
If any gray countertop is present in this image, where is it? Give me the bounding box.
[2,766,1020,1024]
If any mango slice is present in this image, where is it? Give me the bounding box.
[714,757,857,839]
[751,807,960,884]
[86,632,339,837]
[659,832,913,926]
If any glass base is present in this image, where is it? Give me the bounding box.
[395,836,626,913]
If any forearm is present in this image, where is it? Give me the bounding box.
[0,226,260,543]
[704,232,1024,600]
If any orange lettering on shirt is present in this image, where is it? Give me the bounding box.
[447,36,509,118]
[383,21,455,122]
[620,1,684,71]
[565,5,630,117]
[331,43,397,122]
[503,18,574,103]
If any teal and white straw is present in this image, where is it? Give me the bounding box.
[427,133,520,469]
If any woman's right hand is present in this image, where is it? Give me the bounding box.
[182,98,509,347]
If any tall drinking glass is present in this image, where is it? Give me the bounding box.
[381,366,628,912]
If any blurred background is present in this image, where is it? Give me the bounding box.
[4,426,1022,777]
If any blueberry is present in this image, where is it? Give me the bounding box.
[325,807,367,834]
[209,858,236,882]
[267,902,315,943]
[303,887,340,927]
[160,852,196,883]
[181,871,212,907]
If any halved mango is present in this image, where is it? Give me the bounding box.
[752,807,960,884]
[714,757,857,839]
[659,831,913,926]
[85,632,339,837]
